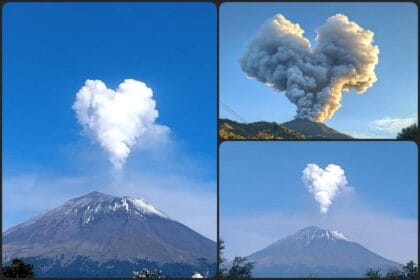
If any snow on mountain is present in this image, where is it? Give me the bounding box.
[330,230,348,241]
[125,197,168,218]
[2,191,216,277]
[247,226,400,277]
[292,226,349,244]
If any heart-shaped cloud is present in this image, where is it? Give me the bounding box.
[73,79,169,169]
[240,14,379,122]
[302,163,349,213]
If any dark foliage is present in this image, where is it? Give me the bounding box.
[402,261,418,279]
[396,123,417,140]
[2,258,34,278]
[366,261,418,279]
[133,268,164,278]
[15,256,216,278]
[228,256,255,278]
[365,268,381,279]
[217,240,228,277]
[385,267,405,280]
[218,239,255,278]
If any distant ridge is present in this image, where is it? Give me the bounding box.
[219,118,352,139]
[247,226,400,277]
[219,118,305,139]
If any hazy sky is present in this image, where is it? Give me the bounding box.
[220,141,418,264]
[2,3,216,240]
[219,2,418,138]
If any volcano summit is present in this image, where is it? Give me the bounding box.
[246,226,400,277]
[2,191,216,278]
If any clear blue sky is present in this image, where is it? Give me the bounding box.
[220,2,418,138]
[220,141,417,217]
[2,3,217,239]
[220,141,418,262]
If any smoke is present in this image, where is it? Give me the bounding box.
[302,163,349,213]
[240,14,379,122]
[73,79,170,170]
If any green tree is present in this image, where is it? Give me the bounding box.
[218,239,228,277]
[2,258,34,278]
[385,267,405,280]
[218,239,255,278]
[132,268,164,279]
[365,268,381,279]
[227,257,255,278]
[196,257,209,277]
[396,123,418,140]
[402,260,418,279]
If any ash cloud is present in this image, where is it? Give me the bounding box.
[240,14,379,122]
[73,79,170,170]
[302,163,350,213]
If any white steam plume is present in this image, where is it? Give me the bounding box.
[302,163,349,213]
[73,79,170,170]
[240,14,379,122]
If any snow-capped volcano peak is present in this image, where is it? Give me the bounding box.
[330,230,348,241]
[294,226,349,242]
[123,197,168,218]
[3,191,216,278]
[55,191,169,225]
[247,226,400,277]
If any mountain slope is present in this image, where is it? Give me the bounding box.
[247,226,400,277]
[282,119,352,139]
[219,118,352,139]
[219,119,305,139]
[3,191,216,277]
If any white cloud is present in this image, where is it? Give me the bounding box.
[370,116,417,134]
[302,163,351,213]
[73,79,169,170]
[342,130,385,139]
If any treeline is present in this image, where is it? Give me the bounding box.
[217,239,255,278]
[365,261,418,279]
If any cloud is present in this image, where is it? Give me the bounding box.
[370,116,417,134]
[73,79,170,170]
[220,210,417,264]
[342,130,385,139]
[240,14,379,122]
[302,163,351,213]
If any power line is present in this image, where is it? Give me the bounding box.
[220,103,242,121]
[220,102,243,121]
[220,102,247,123]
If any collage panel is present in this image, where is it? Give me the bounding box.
[2,2,216,278]
[1,1,419,280]
[219,141,418,278]
[219,2,418,140]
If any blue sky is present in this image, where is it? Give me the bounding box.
[220,2,418,138]
[220,141,418,263]
[2,3,216,239]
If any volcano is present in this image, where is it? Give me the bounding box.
[2,191,216,278]
[247,226,400,277]
[282,119,352,139]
